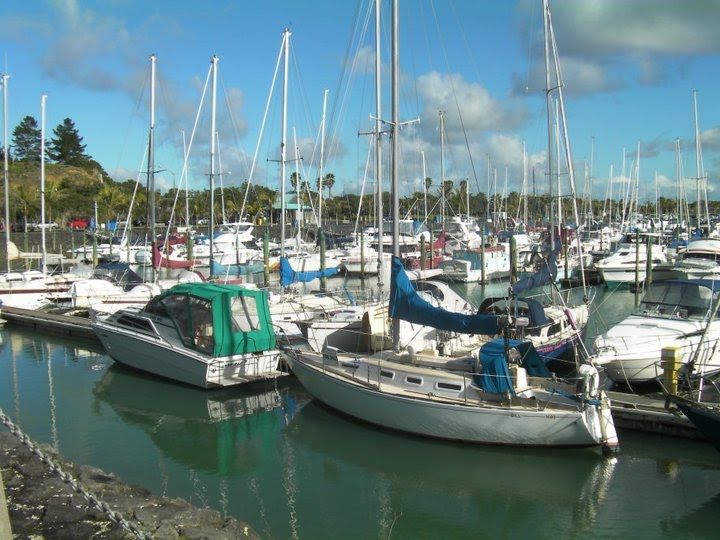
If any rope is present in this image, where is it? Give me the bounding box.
[0,407,152,540]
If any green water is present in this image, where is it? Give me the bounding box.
[1,284,719,539]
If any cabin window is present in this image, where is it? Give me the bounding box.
[230,295,260,332]
[436,381,462,391]
[406,376,422,385]
[380,369,395,379]
[188,296,214,354]
[116,315,154,333]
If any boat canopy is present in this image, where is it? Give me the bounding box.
[143,283,276,356]
[279,257,341,287]
[640,280,720,319]
[474,338,551,393]
[389,256,499,335]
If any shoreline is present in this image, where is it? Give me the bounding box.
[0,429,258,539]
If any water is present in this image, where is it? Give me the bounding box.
[1,282,719,539]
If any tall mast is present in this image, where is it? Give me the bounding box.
[421,150,427,222]
[280,29,290,258]
[2,73,9,272]
[148,54,157,280]
[40,94,47,275]
[209,55,218,270]
[693,89,704,232]
[375,0,384,295]
[439,109,445,227]
[182,129,189,228]
[318,89,328,228]
[542,0,554,246]
[391,0,400,346]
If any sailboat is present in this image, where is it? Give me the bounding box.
[285,0,618,451]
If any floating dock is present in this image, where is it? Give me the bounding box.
[608,390,701,440]
[0,306,98,342]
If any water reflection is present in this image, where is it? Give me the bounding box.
[92,365,309,476]
[286,401,617,537]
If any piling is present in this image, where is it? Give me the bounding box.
[0,469,11,539]
[360,231,365,277]
[70,231,75,254]
[92,233,98,267]
[428,225,434,269]
[634,231,640,307]
[662,345,682,396]
[263,230,269,288]
[510,235,517,285]
[320,228,327,291]
[480,229,486,285]
[187,232,194,261]
[645,235,653,287]
[420,235,426,271]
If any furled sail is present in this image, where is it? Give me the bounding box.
[389,256,499,334]
[279,257,341,287]
[511,236,561,294]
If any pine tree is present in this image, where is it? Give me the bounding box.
[49,117,89,166]
[11,115,41,162]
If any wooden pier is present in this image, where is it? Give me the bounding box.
[608,390,702,440]
[1,306,98,342]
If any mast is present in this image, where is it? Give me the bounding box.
[391,0,400,347]
[217,130,226,223]
[2,73,9,272]
[421,149,427,223]
[148,54,157,280]
[375,0,384,295]
[40,94,47,275]
[293,127,302,251]
[209,55,218,270]
[439,109,445,227]
[280,29,290,258]
[542,0,554,249]
[182,129,189,228]
[318,89,328,228]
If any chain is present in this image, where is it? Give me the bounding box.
[0,407,152,540]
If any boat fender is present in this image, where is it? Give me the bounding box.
[578,363,600,400]
[564,308,578,331]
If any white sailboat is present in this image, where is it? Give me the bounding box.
[286,0,618,451]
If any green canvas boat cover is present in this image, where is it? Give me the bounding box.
[143,282,276,357]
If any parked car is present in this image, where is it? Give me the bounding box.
[27,221,59,232]
[68,218,89,230]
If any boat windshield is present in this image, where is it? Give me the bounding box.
[639,282,715,319]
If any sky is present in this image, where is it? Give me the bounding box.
[1,0,720,207]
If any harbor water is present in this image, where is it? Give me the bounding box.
[1,280,719,539]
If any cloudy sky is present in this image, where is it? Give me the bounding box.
[1,0,719,204]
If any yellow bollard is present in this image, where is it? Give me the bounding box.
[661,344,682,395]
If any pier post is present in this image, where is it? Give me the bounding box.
[360,231,365,277]
[428,225,434,269]
[263,229,269,288]
[92,233,98,267]
[70,230,75,255]
[480,228,486,286]
[0,469,12,539]
[187,232,193,261]
[645,235,653,287]
[320,228,327,292]
[634,231,640,307]
[420,235,426,271]
[662,345,682,396]
[510,235,517,285]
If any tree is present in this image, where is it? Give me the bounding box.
[12,116,41,162]
[49,117,90,166]
[324,173,335,198]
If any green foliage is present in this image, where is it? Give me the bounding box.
[49,117,90,166]
[12,115,41,162]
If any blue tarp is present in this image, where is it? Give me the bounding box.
[279,256,341,287]
[475,340,515,394]
[389,256,499,335]
[512,236,561,294]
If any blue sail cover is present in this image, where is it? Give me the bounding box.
[389,256,499,335]
[512,236,561,294]
[279,256,341,287]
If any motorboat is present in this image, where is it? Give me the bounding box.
[595,234,676,289]
[437,247,510,283]
[592,279,720,384]
[91,283,285,388]
[672,237,720,280]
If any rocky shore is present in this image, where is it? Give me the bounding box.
[0,431,259,539]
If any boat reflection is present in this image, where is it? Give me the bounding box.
[93,364,309,475]
[286,401,617,536]
[661,491,720,538]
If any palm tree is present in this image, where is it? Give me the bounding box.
[323,173,335,198]
[14,181,38,228]
[97,184,129,223]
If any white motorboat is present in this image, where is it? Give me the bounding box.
[92,283,284,388]
[672,237,720,280]
[595,234,676,289]
[592,279,720,384]
[437,247,510,283]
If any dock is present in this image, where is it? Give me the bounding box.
[608,390,702,440]
[0,306,99,342]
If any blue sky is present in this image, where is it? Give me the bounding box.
[2,0,719,205]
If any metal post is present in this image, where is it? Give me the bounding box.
[320,227,327,291]
[510,235,517,285]
[263,229,269,288]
